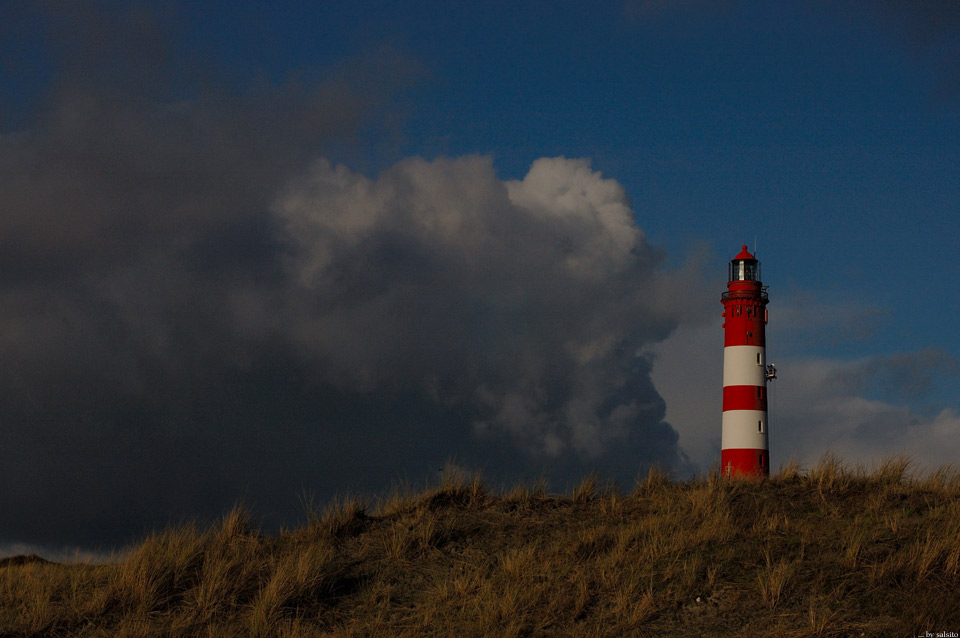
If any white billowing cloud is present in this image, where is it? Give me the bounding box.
[505,157,643,279]
[275,155,680,458]
[772,353,960,470]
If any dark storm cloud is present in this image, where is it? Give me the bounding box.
[0,3,685,552]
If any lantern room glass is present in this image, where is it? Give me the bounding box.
[728,259,760,282]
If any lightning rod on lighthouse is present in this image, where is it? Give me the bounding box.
[721,245,774,478]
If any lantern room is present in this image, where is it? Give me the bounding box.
[728,245,760,283]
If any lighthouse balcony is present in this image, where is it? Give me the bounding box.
[722,289,768,303]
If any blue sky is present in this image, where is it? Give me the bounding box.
[1,0,959,554]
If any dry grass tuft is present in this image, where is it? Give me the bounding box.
[871,455,913,485]
[774,459,801,482]
[634,465,671,495]
[570,474,601,504]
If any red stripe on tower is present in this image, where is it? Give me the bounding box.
[721,245,775,478]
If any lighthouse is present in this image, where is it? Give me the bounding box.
[721,245,775,477]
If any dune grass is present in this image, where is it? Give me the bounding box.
[2,457,960,636]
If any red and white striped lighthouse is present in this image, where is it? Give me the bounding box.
[721,245,775,478]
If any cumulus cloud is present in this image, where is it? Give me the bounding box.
[275,156,679,459]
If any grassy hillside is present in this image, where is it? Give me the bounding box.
[2,457,959,637]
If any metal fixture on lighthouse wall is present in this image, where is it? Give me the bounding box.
[721,245,775,478]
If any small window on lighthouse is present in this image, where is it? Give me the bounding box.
[758,420,763,433]
[756,352,762,365]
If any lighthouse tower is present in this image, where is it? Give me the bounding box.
[721,245,775,477]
